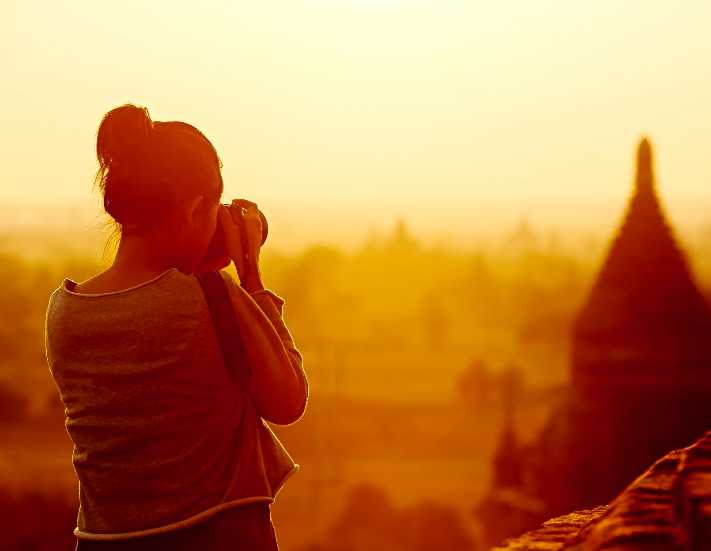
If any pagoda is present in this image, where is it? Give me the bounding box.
[572,138,711,397]
[478,139,711,540]
[566,138,711,501]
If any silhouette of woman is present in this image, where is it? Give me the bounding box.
[44,104,308,550]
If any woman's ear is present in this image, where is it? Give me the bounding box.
[185,194,205,225]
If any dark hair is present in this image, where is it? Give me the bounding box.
[93,103,223,234]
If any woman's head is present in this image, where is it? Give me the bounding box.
[94,103,223,273]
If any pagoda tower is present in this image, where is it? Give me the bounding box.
[477,139,711,536]
[568,137,711,498]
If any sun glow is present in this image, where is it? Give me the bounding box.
[305,0,432,8]
[3,1,711,237]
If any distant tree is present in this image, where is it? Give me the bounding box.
[0,380,29,422]
[314,482,477,551]
[456,359,494,408]
[498,363,525,412]
[0,487,77,551]
[420,293,450,350]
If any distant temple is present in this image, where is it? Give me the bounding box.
[476,138,711,545]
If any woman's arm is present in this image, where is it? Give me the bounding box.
[219,270,308,426]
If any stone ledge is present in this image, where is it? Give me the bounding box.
[492,430,711,550]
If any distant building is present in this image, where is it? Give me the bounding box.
[476,138,711,545]
[505,215,537,252]
[566,137,711,505]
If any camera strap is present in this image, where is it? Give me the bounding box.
[196,270,252,390]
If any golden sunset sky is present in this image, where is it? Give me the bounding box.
[2,1,711,245]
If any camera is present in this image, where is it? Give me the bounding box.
[203,203,269,263]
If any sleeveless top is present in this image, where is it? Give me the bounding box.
[43,267,307,540]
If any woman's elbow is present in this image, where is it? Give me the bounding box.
[263,379,308,426]
[263,396,307,426]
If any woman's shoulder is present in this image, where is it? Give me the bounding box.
[45,268,207,328]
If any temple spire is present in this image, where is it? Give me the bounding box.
[573,135,711,392]
[635,137,655,194]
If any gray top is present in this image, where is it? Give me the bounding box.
[44,267,306,540]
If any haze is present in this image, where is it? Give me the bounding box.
[3,1,711,249]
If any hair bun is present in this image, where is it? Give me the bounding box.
[96,103,154,167]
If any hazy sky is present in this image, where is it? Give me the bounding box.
[3,1,711,243]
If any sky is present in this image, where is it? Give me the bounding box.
[2,1,711,247]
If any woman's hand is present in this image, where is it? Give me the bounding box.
[218,199,264,291]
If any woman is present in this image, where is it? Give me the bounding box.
[44,104,309,550]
